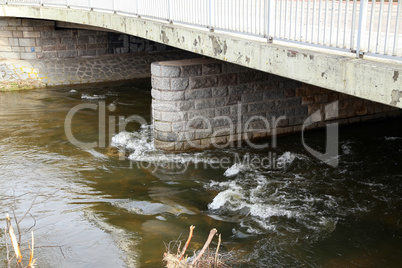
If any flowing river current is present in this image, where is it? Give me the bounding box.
[0,79,401,267]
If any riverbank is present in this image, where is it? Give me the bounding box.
[0,79,45,91]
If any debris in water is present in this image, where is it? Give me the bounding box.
[163,225,232,268]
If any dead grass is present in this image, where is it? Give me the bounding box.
[0,80,45,91]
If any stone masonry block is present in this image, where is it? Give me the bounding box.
[230,104,248,116]
[151,88,161,100]
[276,97,302,109]
[0,52,20,59]
[22,31,40,38]
[185,88,212,100]
[0,45,12,52]
[279,80,302,89]
[154,121,172,132]
[58,50,78,58]
[152,99,180,112]
[151,63,161,76]
[19,38,36,47]
[255,82,277,92]
[190,75,218,89]
[61,37,75,46]
[22,19,54,27]
[171,77,189,90]
[172,122,185,132]
[188,109,215,120]
[242,93,264,103]
[12,31,23,38]
[78,49,96,57]
[77,36,89,45]
[194,129,213,140]
[238,72,256,84]
[202,63,222,75]
[152,76,170,90]
[161,65,181,77]
[43,46,56,51]
[8,38,19,46]
[248,101,275,113]
[229,84,254,95]
[181,64,202,77]
[0,31,13,38]
[155,132,179,143]
[0,37,10,46]
[294,106,308,116]
[38,38,58,46]
[96,35,108,43]
[194,99,216,110]
[263,89,284,100]
[215,106,230,116]
[176,100,194,111]
[37,51,57,59]
[212,86,228,97]
[226,94,242,105]
[159,90,185,101]
[20,53,36,60]
[4,19,22,27]
[161,111,185,122]
[219,73,238,86]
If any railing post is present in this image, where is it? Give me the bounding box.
[356,0,368,57]
[266,0,272,42]
[208,0,212,30]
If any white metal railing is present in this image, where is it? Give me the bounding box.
[1,0,401,60]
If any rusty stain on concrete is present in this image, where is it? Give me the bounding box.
[245,56,250,64]
[161,30,169,43]
[223,40,227,55]
[393,70,399,82]
[287,50,297,57]
[390,90,401,106]
[209,35,222,56]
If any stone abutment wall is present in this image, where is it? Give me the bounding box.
[0,17,192,86]
[151,58,401,151]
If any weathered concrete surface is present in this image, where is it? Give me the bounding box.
[0,5,401,108]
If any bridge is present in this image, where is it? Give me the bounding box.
[0,0,401,152]
[0,0,401,108]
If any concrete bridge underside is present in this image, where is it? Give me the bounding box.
[1,4,401,108]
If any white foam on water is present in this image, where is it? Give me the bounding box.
[85,148,108,159]
[223,163,245,177]
[206,168,340,234]
[276,151,299,167]
[341,141,353,154]
[69,89,77,93]
[81,94,106,100]
[111,125,156,161]
[208,181,244,210]
[385,136,402,141]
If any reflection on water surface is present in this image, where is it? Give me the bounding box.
[0,79,401,267]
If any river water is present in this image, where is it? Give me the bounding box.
[0,79,401,267]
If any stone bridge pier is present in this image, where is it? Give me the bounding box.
[151,58,401,151]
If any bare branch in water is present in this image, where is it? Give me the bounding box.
[179,225,195,261]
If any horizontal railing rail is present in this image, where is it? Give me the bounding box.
[1,0,401,60]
